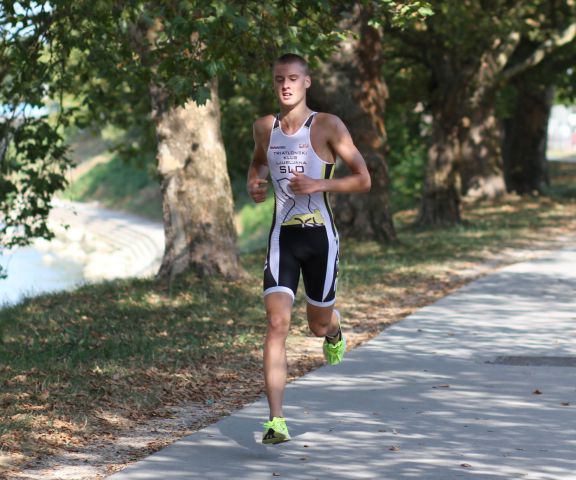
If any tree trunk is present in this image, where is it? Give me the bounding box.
[307,5,397,242]
[416,118,462,226]
[152,80,243,280]
[459,101,507,199]
[416,57,468,227]
[503,82,553,194]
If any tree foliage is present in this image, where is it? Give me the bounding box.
[0,0,438,251]
[1,1,72,257]
[62,1,349,162]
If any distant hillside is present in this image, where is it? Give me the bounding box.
[61,130,163,222]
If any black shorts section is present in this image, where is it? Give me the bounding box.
[263,225,337,304]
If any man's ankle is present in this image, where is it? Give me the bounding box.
[325,328,341,345]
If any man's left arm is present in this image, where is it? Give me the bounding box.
[289,116,371,195]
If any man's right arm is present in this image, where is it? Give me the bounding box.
[247,117,271,203]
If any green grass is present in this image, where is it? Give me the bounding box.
[545,161,576,199]
[0,272,268,460]
[61,154,163,221]
[236,196,274,252]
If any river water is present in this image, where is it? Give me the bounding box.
[0,246,85,307]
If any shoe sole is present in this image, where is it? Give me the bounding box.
[262,437,290,445]
[262,434,290,445]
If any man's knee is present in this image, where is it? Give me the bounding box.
[307,304,334,337]
[308,316,332,337]
[309,323,330,337]
[267,311,291,336]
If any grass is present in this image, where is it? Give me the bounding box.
[545,160,576,199]
[1,161,576,472]
[61,154,163,221]
[236,196,275,252]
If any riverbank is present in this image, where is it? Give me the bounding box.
[37,199,165,281]
[0,199,165,307]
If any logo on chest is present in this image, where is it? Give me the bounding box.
[279,164,305,174]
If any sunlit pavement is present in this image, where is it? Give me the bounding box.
[109,244,576,480]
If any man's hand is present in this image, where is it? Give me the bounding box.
[289,172,321,195]
[248,178,269,203]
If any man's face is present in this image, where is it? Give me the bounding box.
[273,61,311,108]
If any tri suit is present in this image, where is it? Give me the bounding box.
[263,112,339,307]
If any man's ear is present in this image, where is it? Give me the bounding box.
[305,76,311,89]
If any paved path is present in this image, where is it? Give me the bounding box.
[110,245,576,480]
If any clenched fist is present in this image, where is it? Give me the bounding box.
[248,178,269,203]
[289,172,321,195]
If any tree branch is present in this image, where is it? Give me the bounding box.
[500,22,576,83]
[492,31,522,74]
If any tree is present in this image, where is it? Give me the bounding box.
[306,1,433,241]
[503,81,554,194]
[123,9,243,279]
[461,4,576,200]
[503,39,576,194]
[383,0,576,226]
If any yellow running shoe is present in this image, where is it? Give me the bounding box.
[323,310,346,365]
[262,417,291,444]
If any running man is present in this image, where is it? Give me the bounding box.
[247,53,371,444]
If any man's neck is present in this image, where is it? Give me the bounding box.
[279,102,312,129]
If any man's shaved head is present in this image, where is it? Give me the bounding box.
[274,53,309,75]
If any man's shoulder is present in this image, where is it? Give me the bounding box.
[313,112,345,129]
[313,112,347,138]
[253,114,276,133]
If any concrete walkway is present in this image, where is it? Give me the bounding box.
[109,245,576,480]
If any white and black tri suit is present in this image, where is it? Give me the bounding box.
[263,112,339,307]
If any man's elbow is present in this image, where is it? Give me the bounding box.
[361,174,371,193]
